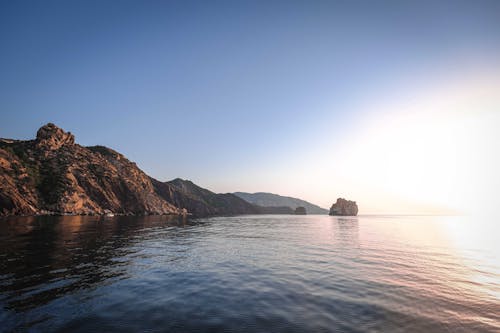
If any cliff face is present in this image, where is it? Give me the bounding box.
[329,198,358,216]
[0,123,181,216]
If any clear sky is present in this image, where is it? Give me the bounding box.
[1,1,499,214]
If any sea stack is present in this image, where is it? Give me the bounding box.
[329,198,358,216]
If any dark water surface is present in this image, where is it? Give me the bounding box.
[0,215,498,332]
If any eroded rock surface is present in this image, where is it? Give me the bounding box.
[329,198,358,216]
[0,124,181,216]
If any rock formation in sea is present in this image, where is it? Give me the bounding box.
[329,198,358,216]
[294,206,306,215]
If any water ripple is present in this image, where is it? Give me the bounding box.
[0,215,498,332]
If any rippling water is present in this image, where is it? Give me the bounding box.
[0,215,498,332]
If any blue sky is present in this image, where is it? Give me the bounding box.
[1,1,499,212]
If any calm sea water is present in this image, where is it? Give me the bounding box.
[0,215,498,332]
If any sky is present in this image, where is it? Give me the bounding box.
[1,1,499,214]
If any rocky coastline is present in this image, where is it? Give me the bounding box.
[1,123,340,218]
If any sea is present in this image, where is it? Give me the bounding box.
[0,214,498,332]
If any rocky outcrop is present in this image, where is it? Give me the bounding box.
[294,206,306,215]
[329,198,358,216]
[35,123,75,150]
[0,124,181,216]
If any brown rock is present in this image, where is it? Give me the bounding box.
[36,123,75,150]
[0,123,181,216]
[329,198,358,216]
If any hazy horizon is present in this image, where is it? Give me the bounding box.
[1,1,499,215]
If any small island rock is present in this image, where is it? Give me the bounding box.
[329,198,358,216]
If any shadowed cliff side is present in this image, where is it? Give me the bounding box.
[152,178,297,217]
[151,178,259,217]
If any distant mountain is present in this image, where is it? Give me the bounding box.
[234,192,328,214]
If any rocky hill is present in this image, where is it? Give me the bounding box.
[153,178,300,217]
[234,192,328,214]
[0,123,182,216]
[152,178,259,217]
[0,123,303,217]
[329,198,358,216]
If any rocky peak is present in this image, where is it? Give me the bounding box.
[329,198,358,216]
[36,123,75,150]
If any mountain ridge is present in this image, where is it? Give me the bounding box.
[234,192,328,214]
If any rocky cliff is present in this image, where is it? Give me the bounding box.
[0,123,181,216]
[1,123,320,218]
[329,198,358,216]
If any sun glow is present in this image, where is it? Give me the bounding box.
[285,68,500,215]
[336,74,499,215]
